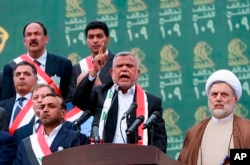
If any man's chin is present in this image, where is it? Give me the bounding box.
[212,109,227,118]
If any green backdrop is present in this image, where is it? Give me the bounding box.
[1,0,250,159]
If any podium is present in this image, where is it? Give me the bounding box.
[42,144,179,165]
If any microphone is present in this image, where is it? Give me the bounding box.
[73,110,91,125]
[121,102,138,120]
[126,115,144,134]
[92,122,100,144]
[143,111,161,129]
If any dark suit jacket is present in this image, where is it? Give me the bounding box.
[72,80,167,153]
[14,117,76,145]
[0,97,16,126]
[0,131,17,165]
[0,107,9,132]
[13,126,88,165]
[67,51,114,102]
[0,53,73,101]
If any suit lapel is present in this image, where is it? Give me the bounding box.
[45,53,54,76]
[6,97,16,124]
[50,128,67,152]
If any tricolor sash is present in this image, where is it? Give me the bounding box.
[79,55,93,73]
[29,131,52,164]
[9,99,34,135]
[66,55,94,121]
[64,106,83,122]
[99,84,148,145]
[13,54,61,95]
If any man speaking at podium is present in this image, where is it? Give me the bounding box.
[73,51,167,153]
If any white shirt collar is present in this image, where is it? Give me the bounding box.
[211,113,233,123]
[117,84,135,95]
[43,123,62,146]
[15,93,32,101]
[27,50,47,66]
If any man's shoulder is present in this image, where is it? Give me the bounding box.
[0,131,14,141]
[3,60,16,70]
[145,92,161,101]
[47,52,71,63]
[234,115,250,124]
[0,97,15,105]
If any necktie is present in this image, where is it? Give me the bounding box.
[33,60,41,66]
[13,97,26,120]
[35,119,42,132]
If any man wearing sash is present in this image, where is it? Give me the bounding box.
[13,84,56,144]
[13,93,88,165]
[73,51,167,153]
[14,84,78,144]
[67,20,115,136]
[0,21,73,102]
[0,61,38,135]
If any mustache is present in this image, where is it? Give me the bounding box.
[30,40,38,46]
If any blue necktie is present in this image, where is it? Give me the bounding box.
[35,119,42,132]
[13,97,26,120]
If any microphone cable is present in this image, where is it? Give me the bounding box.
[119,118,126,143]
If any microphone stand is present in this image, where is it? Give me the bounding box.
[126,116,131,143]
[134,131,139,144]
[76,124,81,146]
[149,125,155,146]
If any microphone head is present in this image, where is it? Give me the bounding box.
[121,102,138,120]
[92,122,99,127]
[131,102,138,108]
[142,111,160,129]
[138,115,145,121]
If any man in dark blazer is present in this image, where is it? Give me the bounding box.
[0,21,72,102]
[69,20,114,101]
[13,84,55,144]
[66,21,115,136]
[0,131,17,165]
[0,61,38,137]
[0,107,9,131]
[13,93,88,165]
[73,51,167,153]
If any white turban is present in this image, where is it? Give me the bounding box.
[205,69,242,100]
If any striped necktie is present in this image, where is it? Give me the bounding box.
[35,119,42,132]
[13,97,26,120]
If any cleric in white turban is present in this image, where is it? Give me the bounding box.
[205,69,242,100]
[178,69,250,165]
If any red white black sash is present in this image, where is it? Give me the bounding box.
[65,56,93,121]
[79,55,93,73]
[99,84,148,145]
[9,99,34,135]
[29,130,52,164]
[65,106,83,122]
[14,54,61,95]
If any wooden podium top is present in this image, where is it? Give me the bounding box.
[42,144,179,165]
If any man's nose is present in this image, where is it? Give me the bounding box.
[215,94,222,100]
